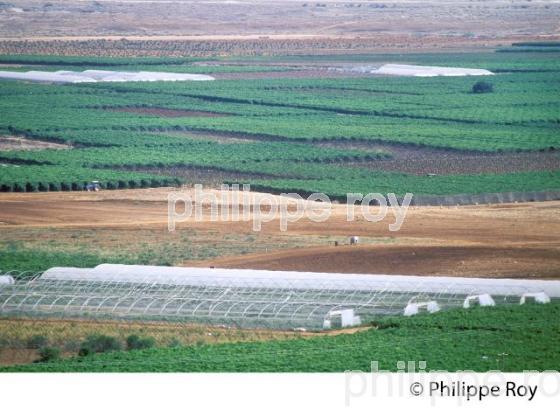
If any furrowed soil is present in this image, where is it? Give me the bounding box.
[198,244,560,279]
[319,142,560,176]
[1,188,559,279]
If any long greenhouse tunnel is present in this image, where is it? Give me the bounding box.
[0,264,559,330]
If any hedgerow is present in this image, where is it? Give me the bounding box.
[0,165,181,192]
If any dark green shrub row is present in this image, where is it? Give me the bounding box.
[36,347,61,363]
[126,335,156,351]
[25,335,60,363]
[78,334,122,357]
[78,334,156,357]
[0,54,201,66]
[0,178,182,192]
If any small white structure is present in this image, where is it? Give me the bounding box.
[323,309,361,329]
[349,236,360,245]
[372,64,494,77]
[463,294,495,309]
[0,70,215,84]
[404,301,440,316]
[520,292,550,305]
[0,275,15,285]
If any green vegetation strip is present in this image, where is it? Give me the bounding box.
[3,303,558,372]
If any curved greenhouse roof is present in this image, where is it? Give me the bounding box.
[41,264,560,297]
[0,70,215,84]
[0,264,558,330]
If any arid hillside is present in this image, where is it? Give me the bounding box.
[1,0,559,55]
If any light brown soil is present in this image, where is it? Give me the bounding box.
[0,348,39,366]
[1,188,559,279]
[168,132,254,144]
[0,135,70,151]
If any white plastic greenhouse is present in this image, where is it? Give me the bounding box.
[371,64,494,77]
[0,264,558,330]
[0,70,215,84]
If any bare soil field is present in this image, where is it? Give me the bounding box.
[1,188,559,279]
[318,141,560,175]
[199,244,560,279]
[0,135,70,152]
[134,166,278,189]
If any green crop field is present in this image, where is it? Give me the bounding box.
[0,49,559,197]
[4,303,559,372]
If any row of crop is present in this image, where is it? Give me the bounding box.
[0,179,175,193]
[0,90,323,132]
[0,141,385,169]
[3,111,557,153]
[4,90,556,152]
[83,72,560,126]
[0,63,292,75]
[7,128,201,148]
[0,54,204,66]
[14,81,322,118]
[2,76,557,152]
[404,104,560,125]
[95,69,559,103]
[0,165,181,192]
[263,50,559,72]
[89,67,560,94]
[158,116,558,152]
[241,170,560,197]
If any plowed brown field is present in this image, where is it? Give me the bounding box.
[1,188,559,279]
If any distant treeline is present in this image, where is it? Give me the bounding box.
[512,42,560,47]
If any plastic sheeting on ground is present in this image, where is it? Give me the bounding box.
[0,69,215,83]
